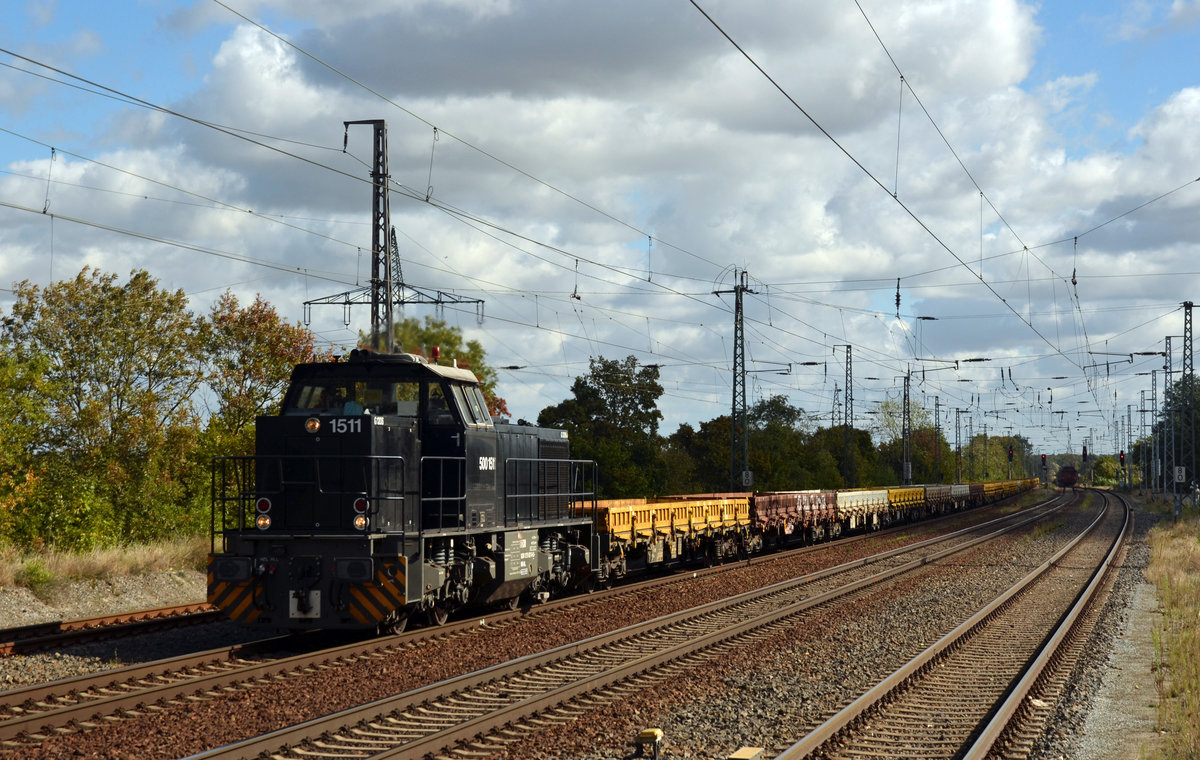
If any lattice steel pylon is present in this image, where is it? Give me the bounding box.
[902,369,912,485]
[1152,369,1158,492]
[845,346,855,486]
[934,396,941,480]
[1166,335,1176,504]
[305,120,483,351]
[715,270,755,489]
[1184,301,1194,492]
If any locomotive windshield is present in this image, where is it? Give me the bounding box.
[282,376,493,427]
[453,384,492,427]
[286,380,421,416]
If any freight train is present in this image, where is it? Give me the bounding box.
[207,349,1039,633]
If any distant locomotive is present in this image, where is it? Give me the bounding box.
[1056,465,1079,489]
[207,349,599,633]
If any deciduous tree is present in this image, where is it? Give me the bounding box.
[0,345,53,546]
[202,292,329,449]
[1,268,204,545]
[538,356,664,498]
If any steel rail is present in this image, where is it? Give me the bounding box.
[962,490,1132,759]
[0,604,219,656]
[775,489,1123,759]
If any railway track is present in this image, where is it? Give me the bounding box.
[0,494,1064,756]
[777,489,1129,759]
[0,603,220,656]
[180,495,1076,760]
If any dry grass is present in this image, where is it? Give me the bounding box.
[1146,510,1200,759]
[0,536,209,592]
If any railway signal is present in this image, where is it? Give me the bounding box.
[1007,446,1014,462]
[1120,451,1125,466]
[1082,445,1088,461]
[1041,454,1047,467]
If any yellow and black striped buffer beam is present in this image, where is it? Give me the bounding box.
[346,558,408,626]
[207,563,263,625]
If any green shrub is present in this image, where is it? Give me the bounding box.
[14,559,54,596]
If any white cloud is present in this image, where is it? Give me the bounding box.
[1169,0,1200,25]
[1,0,1195,452]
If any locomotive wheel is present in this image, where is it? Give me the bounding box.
[428,605,449,626]
[381,613,408,635]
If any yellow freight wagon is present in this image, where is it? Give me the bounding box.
[887,486,925,523]
[584,495,752,568]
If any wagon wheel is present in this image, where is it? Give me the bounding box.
[428,604,450,626]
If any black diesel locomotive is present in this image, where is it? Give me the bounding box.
[207,349,598,633]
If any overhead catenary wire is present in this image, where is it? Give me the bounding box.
[687,0,1087,377]
[0,56,726,334]
[0,8,1184,451]
[687,0,1198,444]
[208,0,726,274]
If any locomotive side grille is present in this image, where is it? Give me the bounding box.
[539,438,571,520]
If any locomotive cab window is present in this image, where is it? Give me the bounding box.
[387,381,420,416]
[285,380,420,416]
[451,384,492,428]
[426,383,457,425]
[469,386,494,426]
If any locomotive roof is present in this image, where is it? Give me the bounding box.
[291,349,480,384]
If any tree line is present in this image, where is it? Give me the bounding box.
[1,268,1043,551]
[539,356,1035,499]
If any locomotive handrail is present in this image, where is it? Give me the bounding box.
[209,453,407,545]
[419,455,467,532]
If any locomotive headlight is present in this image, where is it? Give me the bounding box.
[305,417,320,434]
[255,513,272,530]
[255,497,272,513]
[353,497,369,513]
[353,514,369,531]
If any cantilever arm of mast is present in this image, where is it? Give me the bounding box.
[303,284,485,326]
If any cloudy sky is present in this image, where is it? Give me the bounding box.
[2,0,1199,463]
